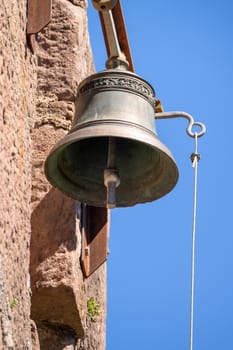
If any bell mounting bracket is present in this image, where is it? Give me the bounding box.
[92,0,134,71]
[26,0,52,53]
[155,111,206,138]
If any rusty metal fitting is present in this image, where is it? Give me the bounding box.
[105,56,129,70]
[190,153,201,163]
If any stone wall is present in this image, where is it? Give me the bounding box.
[0,0,107,349]
[0,0,36,347]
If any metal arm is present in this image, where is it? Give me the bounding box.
[155,111,206,138]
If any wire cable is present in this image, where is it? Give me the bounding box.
[189,132,200,350]
[155,111,206,350]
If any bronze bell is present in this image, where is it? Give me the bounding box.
[45,69,178,208]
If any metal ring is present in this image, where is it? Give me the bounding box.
[187,121,206,138]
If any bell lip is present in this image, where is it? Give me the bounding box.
[45,122,179,207]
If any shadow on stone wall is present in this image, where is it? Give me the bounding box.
[31,188,78,267]
[37,322,77,350]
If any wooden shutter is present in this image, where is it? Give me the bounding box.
[81,205,109,278]
[27,0,52,52]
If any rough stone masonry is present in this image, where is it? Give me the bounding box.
[0,0,106,349]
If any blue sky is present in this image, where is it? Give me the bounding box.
[87,1,233,349]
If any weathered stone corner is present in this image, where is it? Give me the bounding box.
[30,188,85,337]
[29,0,106,348]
